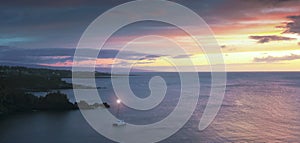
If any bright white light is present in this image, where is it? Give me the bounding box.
[116,99,121,104]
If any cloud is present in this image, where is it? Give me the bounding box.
[0,37,37,45]
[172,54,192,59]
[0,1,130,49]
[1,0,300,49]
[0,46,164,66]
[139,55,163,60]
[0,46,74,65]
[253,54,300,63]
[220,45,226,48]
[249,35,296,43]
[98,49,165,61]
[283,15,300,35]
[0,0,128,7]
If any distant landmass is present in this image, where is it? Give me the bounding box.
[0,65,110,91]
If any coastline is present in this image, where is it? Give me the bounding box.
[0,66,112,115]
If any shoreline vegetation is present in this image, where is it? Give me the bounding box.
[0,66,111,115]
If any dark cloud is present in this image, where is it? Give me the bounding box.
[0,1,131,49]
[0,46,74,64]
[196,0,300,25]
[220,45,226,48]
[249,35,296,43]
[139,55,163,61]
[1,0,300,49]
[283,15,300,35]
[0,0,128,7]
[99,49,165,61]
[135,61,155,65]
[255,0,299,6]
[0,46,164,66]
[172,54,192,59]
[253,54,300,63]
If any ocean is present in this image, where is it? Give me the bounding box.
[1,72,300,142]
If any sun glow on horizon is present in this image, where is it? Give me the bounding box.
[3,0,300,72]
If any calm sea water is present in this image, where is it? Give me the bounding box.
[1,72,300,143]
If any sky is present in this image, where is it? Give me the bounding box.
[1,0,300,72]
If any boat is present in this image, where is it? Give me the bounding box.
[113,119,126,126]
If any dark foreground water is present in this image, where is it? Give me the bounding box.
[1,72,300,142]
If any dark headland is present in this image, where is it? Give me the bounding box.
[0,66,110,115]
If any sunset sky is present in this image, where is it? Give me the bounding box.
[1,0,300,72]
